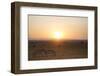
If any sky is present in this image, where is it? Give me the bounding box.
[28,15,88,40]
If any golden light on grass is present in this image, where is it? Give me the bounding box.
[53,32,63,40]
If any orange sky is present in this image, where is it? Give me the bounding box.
[28,15,88,40]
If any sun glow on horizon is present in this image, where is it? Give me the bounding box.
[29,15,88,40]
[53,32,63,40]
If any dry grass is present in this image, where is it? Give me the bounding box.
[28,40,88,60]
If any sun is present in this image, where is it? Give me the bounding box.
[54,32,62,40]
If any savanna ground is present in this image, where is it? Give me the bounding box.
[28,40,88,60]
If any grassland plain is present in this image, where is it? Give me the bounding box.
[28,40,88,60]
